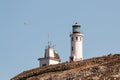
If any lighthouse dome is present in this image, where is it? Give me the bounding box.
[72,22,81,33]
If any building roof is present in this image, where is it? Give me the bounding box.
[38,48,61,62]
[38,56,60,62]
[73,22,80,27]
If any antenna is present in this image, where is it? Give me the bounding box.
[52,44,56,48]
[47,33,55,48]
[47,33,52,48]
[48,33,50,47]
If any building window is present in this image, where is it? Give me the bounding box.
[72,37,74,41]
[42,64,47,66]
[70,56,73,61]
[76,37,78,40]
[72,46,74,51]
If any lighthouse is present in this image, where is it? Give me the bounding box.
[70,23,83,61]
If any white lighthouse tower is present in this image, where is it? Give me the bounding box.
[70,22,83,61]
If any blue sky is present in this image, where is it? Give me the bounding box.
[0,0,120,80]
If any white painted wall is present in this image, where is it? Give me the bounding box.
[48,48,55,57]
[40,59,49,67]
[40,59,59,67]
[49,59,59,65]
[45,47,55,58]
[70,33,83,61]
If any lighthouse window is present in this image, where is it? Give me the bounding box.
[72,46,74,51]
[76,37,78,40]
[72,37,74,41]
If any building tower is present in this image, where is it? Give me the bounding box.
[38,42,61,67]
[70,23,83,61]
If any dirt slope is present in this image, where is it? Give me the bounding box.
[11,54,120,80]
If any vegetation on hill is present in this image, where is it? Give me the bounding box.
[11,54,120,80]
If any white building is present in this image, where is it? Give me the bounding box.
[70,23,83,61]
[38,42,61,67]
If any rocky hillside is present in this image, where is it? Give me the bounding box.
[11,54,120,80]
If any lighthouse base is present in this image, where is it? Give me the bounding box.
[70,56,82,62]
